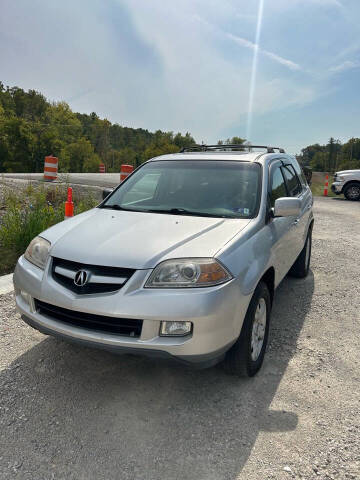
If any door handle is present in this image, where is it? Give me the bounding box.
[292,218,299,226]
[306,203,312,210]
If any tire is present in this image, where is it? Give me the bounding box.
[289,230,312,278]
[223,281,271,377]
[344,182,360,201]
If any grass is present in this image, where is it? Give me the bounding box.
[310,172,336,197]
[0,182,98,275]
[310,182,335,197]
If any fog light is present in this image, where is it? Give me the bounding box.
[19,290,35,312]
[160,321,192,336]
[20,290,32,305]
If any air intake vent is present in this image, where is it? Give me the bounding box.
[35,299,143,337]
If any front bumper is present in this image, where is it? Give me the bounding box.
[14,256,251,367]
[331,182,344,194]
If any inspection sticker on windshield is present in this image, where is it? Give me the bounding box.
[233,207,250,215]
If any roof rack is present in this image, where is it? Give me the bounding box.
[180,144,285,154]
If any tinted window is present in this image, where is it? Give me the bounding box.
[102,160,261,219]
[293,160,308,187]
[270,166,287,206]
[282,165,302,196]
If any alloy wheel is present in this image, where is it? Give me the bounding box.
[251,298,267,361]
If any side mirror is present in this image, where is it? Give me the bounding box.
[273,197,301,217]
[102,188,113,200]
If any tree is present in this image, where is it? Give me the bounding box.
[310,151,327,171]
[83,153,101,172]
[217,137,246,149]
[0,81,197,173]
[1,118,36,172]
[105,147,137,172]
[143,142,179,160]
[60,138,99,172]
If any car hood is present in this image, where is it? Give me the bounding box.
[336,169,360,175]
[44,208,251,269]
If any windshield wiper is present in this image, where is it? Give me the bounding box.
[100,205,229,218]
[99,204,146,212]
[146,208,226,218]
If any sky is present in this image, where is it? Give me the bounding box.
[1,0,360,154]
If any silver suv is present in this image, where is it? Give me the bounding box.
[14,145,313,376]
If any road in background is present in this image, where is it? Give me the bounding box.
[2,173,121,188]
[0,197,359,479]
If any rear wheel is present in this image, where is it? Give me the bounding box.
[289,230,312,278]
[344,182,360,201]
[223,282,271,377]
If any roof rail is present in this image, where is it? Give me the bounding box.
[180,144,285,154]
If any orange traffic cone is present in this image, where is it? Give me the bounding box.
[65,187,74,219]
[323,174,329,196]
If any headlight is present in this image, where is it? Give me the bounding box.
[24,236,51,269]
[145,258,232,288]
[337,175,345,182]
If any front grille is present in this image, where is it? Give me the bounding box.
[35,299,143,337]
[51,257,135,294]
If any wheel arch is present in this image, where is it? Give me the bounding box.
[343,180,360,191]
[344,179,360,186]
[259,267,275,306]
[308,218,314,234]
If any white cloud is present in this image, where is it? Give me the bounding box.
[274,0,343,8]
[193,15,301,72]
[309,0,343,7]
[226,33,301,71]
[330,60,360,72]
[120,1,313,142]
[0,0,324,146]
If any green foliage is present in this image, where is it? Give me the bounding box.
[60,137,100,172]
[299,138,359,172]
[0,81,197,173]
[0,182,98,274]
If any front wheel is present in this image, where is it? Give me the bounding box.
[223,282,271,377]
[344,183,360,201]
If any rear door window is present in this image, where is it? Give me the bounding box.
[282,165,302,196]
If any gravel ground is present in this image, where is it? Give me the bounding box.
[0,196,359,480]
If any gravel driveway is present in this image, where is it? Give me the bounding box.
[0,197,359,480]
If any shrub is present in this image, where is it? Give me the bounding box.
[0,182,98,274]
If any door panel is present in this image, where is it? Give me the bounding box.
[281,164,306,258]
[268,163,295,283]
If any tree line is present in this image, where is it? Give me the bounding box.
[298,137,360,172]
[0,82,196,173]
[3,82,355,175]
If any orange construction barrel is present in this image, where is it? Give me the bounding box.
[120,164,134,182]
[99,163,106,173]
[44,155,58,181]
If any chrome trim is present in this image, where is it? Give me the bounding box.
[54,266,75,279]
[54,265,128,285]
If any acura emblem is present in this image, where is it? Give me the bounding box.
[74,270,89,287]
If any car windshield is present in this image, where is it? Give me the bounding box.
[101,160,261,219]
